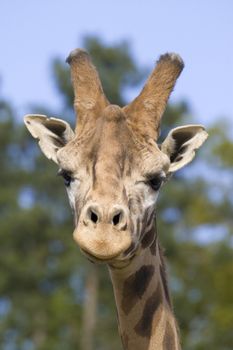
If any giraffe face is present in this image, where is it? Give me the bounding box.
[24,49,208,264]
[56,106,170,263]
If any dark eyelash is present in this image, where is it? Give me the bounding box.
[146,174,166,191]
[57,169,73,187]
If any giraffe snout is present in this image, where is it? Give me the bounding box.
[73,203,131,261]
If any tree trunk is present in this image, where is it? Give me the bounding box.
[81,265,99,350]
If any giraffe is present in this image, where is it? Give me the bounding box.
[24,49,208,349]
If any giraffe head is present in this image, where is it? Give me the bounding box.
[24,49,208,264]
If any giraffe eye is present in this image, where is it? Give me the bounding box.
[147,176,164,191]
[57,169,73,187]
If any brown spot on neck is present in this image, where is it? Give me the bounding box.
[122,265,155,315]
[134,284,162,338]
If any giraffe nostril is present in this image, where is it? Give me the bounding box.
[86,208,99,224]
[84,205,127,228]
[112,212,122,226]
[90,211,98,223]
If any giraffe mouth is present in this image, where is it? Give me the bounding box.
[73,224,132,262]
[80,248,120,264]
[80,242,141,265]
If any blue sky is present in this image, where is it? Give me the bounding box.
[0,0,232,125]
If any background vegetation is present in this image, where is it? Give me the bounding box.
[0,36,232,350]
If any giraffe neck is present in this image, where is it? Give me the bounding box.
[109,225,181,350]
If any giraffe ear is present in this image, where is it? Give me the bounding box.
[161,125,208,173]
[24,114,75,164]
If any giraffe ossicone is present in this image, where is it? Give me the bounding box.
[24,49,208,349]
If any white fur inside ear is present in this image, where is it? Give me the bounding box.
[160,133,176,156]
[170,128,208,172]
[161,125,208,173]
[24,114,75,164]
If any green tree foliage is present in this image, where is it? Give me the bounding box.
[0,96,85,349]
[0,37,232,350]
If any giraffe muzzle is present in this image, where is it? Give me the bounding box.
[73,221,132,261]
